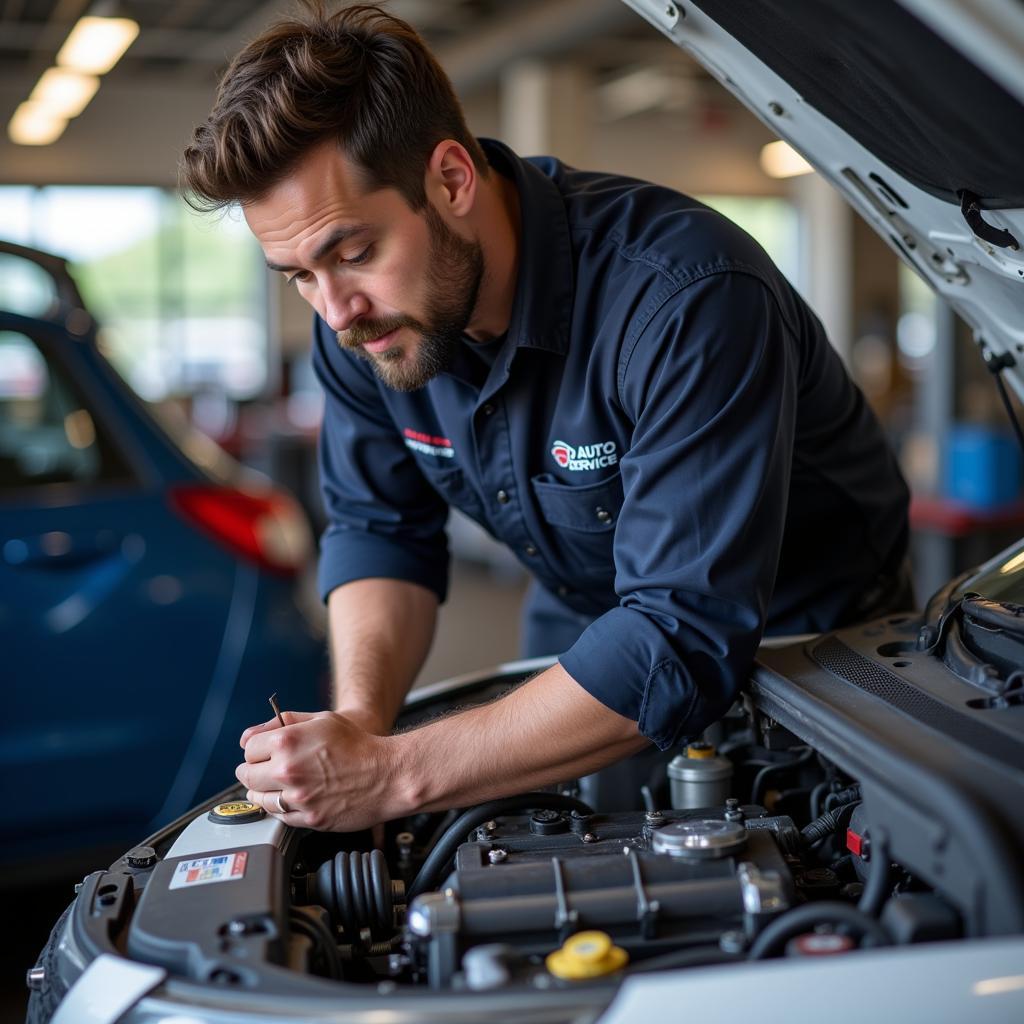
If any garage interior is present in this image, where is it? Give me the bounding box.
[3,2,1022,1021]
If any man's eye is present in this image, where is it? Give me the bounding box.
[346,246,372,266]
[285,271,310,287]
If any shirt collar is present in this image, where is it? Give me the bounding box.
[479,138,573,357]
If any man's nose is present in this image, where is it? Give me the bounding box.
[321,278,370,333]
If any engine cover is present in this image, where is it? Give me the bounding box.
[407,806,799,986]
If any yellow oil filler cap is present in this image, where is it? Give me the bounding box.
[546,931,629,979]
[686,741,716,760]
[208,800,265,824]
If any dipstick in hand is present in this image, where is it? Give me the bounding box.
[268,692,286,729]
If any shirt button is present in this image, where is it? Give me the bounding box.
[524,544,538,557]
[482,402,495,416]
[496,489,510,504]
[557,585,571,598]
[595,507,613,523]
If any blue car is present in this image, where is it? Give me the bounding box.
[0,240,326,879]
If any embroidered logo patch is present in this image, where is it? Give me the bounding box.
[551,438,618,472]
[403,427,455,459]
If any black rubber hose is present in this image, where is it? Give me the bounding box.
[289,908,344,979]
[801,794,861,848]
[422,808,459,854]
[369,848,392,931]
[809,781,830,821]
[801,806,846,847]
[317,850,395,942]
[330,853,356,940]
[751,747,814,806]
[347,852,368,934]
[857,829,892,917]
[747,901,891,960]
[406,792,593,902]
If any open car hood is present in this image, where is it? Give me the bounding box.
[623,0,1024,399]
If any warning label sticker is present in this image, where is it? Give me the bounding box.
[169,852,248,890]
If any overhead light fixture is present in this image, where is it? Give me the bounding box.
[760,140,814,179]
[8,101,68,146]
[56,15,139,75]
[30,68,100,119]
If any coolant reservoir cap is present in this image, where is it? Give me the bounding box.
[686,742,716,759]
[208,800,265,824]
[651,819,746,859]
[546,931,628,980]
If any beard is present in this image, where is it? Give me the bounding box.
[336,204,484,392]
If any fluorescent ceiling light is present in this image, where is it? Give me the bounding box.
[8,101,68,146]
[57,15,139,75]
[760,140,814,179]
[30,68,100,119]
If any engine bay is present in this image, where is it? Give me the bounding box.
[41,564,1024,1022]
[62,626,1007,1004]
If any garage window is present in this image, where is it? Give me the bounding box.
[0,186,268,402]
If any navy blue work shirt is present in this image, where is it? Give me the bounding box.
[312,139,909,750]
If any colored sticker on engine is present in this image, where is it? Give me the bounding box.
[169,851,248,890]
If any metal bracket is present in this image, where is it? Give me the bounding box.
[626,0,682,32]
[551,857,579,941]
[625,847,661,940]
[737,861,787,917]
[959,190,1020,250]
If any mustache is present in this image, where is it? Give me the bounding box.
[336,314,422,351]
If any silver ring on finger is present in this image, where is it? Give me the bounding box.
[275,790,289,814]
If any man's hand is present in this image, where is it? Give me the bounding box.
[236,711,402,832]
[236,663,650,833]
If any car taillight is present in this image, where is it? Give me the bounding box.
[169,484,313,575]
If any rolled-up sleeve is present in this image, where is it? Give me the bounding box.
[311,316,450,604]
[559,270,799,749]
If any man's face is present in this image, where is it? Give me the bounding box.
[244,143,483,391]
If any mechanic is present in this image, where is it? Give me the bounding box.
[181,3,911,832]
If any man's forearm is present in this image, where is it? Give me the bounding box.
[238,658,650,833]
[391,661,650,814]
[328,578,438,733]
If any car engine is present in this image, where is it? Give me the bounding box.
[52,647,982,1006]
[35,562,1024,1024]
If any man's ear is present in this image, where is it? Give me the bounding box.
[426,139,477,218]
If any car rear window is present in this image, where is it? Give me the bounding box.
[0,330,135,493]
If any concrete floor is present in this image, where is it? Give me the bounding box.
[2,560,527,1024]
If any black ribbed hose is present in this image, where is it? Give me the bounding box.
[801,806,848,847]
[310,849,397,944]
[800,787,861,847]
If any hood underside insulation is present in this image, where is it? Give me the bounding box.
[692,0,1024,209]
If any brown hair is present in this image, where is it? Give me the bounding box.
[180,2,487,212]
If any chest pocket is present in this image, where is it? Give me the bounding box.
[530,470,624,577]
[421,464,488,528]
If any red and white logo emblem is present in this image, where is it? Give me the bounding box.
[403,427,455,459]
[551,438,618,472]
[551,440,573,467]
